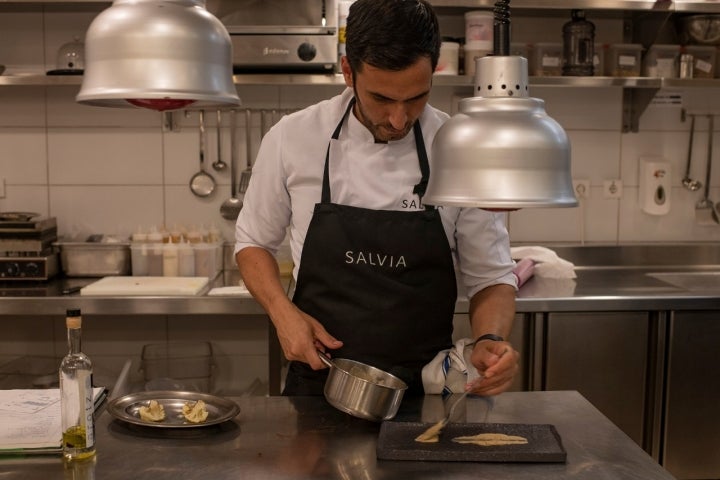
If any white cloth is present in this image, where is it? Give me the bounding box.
[510,246,576,279]
[234,88,516,298]
[421,338,482,394]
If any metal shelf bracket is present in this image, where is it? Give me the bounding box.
[623,87,660,133]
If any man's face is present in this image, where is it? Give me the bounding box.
[341,56,433,142]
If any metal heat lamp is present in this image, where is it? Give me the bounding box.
[424,0,577,209]
[76,0,240,111]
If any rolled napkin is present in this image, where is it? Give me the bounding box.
[510,246,576,279]
[512,257,535,288]
[421,338,482,395]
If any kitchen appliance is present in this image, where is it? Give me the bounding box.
[0,213,58,281]
[220,0,338,72]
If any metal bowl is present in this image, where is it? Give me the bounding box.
[677,14,720,45]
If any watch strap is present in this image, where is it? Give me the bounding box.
[475,333,504,343]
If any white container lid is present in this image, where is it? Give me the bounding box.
[464,40,492,51]
[441,41,460,50]
[465,10,493,19]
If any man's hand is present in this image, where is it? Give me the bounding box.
[467,340,519,396]
[236,246,343,370]
[272,303,343,370]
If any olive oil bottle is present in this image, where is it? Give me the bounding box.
[59,309,96,461]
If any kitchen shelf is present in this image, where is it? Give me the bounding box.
[3,72,719,88]
[429,0,719,13]
[2,73,717,131]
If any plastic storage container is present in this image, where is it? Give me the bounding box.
[56,240,131,277]
[643,44,680,77]
[140,342,215,393]
[533,43,563,76]
[684,45,717,78]
[193,243,221,279]
[464,10,493,49]
[593,43,607,76]
[463,41,492,76]
[510,42,530,61]
[607,44,642,77]
[436,41,459,75]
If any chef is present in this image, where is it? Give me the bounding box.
[235,0,519,396]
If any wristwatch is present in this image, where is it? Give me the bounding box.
[475,333,504,343]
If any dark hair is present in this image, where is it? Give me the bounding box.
[345,0,441,73]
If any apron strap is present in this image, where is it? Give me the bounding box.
[322,97,432,210]
[411,120,432,210]
[322,99,356,204]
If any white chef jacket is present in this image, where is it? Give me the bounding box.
[234,88,517,299]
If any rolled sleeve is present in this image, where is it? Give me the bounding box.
[454,208,517,299]
[234,123,292,257]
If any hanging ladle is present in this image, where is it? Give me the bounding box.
[682,114,702,191]
[189,110,216,198]
[220,110,242,220]
[212,110,227,172]
[696,115,719,224]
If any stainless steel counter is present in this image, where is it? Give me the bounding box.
[0,391,676,480]
[2,244,720,315]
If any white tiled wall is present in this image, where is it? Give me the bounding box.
[2,6,720,394]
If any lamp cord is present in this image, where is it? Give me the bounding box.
[493,0,511,56]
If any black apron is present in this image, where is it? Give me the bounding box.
[284,99,457,396]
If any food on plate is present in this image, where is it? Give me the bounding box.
[182,400,209,423]
[451,432,528,446]
[138,400,166,422]
[414,421,445,443]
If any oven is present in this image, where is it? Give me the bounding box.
[216,0,339,73]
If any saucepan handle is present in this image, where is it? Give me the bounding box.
[317,350,334,369]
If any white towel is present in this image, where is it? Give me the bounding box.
[421,338,482,394]
[511,246,576,279]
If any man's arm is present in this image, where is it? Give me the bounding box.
[236,246,342,370]
[467,283,519,396]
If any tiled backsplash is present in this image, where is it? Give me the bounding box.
[2,7,720,244]
[2,5,720,396]
[3,82,720,244]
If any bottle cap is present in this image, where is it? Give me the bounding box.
[66,309,82,328]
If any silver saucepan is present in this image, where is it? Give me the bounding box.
[317,351,407,422]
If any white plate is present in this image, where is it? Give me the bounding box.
[107,390,240,428]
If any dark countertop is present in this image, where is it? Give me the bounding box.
[1,244,719,315]
[0,391,676,480]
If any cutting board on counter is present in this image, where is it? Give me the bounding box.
[80,276,209,296]
[376,422,566,463]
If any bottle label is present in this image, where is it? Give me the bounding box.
[83,373,95,448]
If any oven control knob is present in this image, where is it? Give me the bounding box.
[24,262,40,277]
[5,262,20,277]
[297,42,317,62]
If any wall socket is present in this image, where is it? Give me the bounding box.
[603,179,623,199]
[573,179,590,198]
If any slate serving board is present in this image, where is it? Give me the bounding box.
[376,422,566,463]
